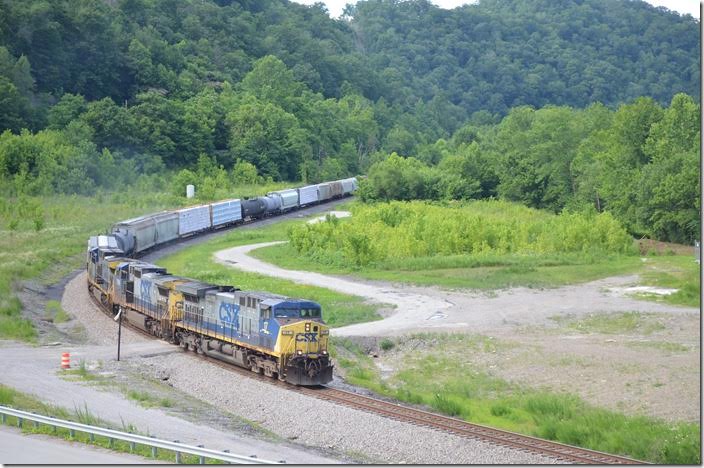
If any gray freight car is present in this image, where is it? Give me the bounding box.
[112,211,179,255]
[211,199,243,228]
[267,189,299,212]
[297,184,319,206]
[340,177,358,194]
[317,182,332,201]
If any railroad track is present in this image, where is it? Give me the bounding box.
[88,288,644,464]
[298,386,643,464]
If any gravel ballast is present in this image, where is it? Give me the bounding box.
[57,210,563,463]
[62,272,146,346]
[133,352,559,464]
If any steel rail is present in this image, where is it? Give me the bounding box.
[186,351,645,465]
[304,387,645,465]
[0,405,279,464]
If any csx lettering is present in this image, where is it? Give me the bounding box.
[296,333,318,342]
[218,302,240,328]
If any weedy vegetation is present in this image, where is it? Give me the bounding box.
[330,334,700,464]
[252,201,699,306]
[550,312,667,335]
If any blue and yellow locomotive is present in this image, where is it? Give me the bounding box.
[87,238,333,385]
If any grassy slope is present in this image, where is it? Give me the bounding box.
[332,334,700,464]
[0,193,181,341]
[158,218,382,328]
[0,183,292,342]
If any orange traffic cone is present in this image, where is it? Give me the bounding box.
[61,352,70,370]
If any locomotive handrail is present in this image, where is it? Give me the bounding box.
[0,405,281,464]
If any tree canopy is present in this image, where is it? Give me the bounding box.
[0,0,699,243]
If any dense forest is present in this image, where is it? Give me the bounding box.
[0,0,699,242]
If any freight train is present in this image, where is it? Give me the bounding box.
[86,177,358,385]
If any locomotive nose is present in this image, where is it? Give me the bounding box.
[294,321,323,355]
[282,320,334,385]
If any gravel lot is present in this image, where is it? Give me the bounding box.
[216,241,700,423]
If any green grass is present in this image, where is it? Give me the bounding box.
[158,218,382,328]
[0,192,182,342]
[126,390,174,409]
[550,312,666,335]
[59,361,101,382]
[253,229,698,307]
[250,201,698,306]
[331,334,700,464]
[626,341,691,353]
[636,255,700,307]
[253,242,646,289]
[0,183,293,343]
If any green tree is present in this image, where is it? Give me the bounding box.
[226,97,310,180]
[48,94,86,129]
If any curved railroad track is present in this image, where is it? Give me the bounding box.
[89,287,644,465]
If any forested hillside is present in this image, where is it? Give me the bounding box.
[0,0,699,242]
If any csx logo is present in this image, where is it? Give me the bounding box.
[296,332,318,342]
[219,302,240,328]
[140,280,152,299]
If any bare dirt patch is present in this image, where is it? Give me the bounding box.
[217,243,701,423]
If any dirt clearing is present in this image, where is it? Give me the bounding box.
[216,242,700,422]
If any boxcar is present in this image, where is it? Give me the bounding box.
[178,205,211,236]
[267,189,299,212]
[340,177,357,194]
[211,199,242,228]
[297,185,319,207]
[317,182,332,201]
[112,211,179,255]
[329,181,344,198]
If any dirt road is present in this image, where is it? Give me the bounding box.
[214,241,697,337]
[214,241,700,422]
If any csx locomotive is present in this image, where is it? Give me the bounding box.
[86,178,357,385]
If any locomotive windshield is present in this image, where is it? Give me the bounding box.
[274,306,321,318]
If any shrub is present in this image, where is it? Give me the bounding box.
[288,200,634,267]
[380,338,395,351]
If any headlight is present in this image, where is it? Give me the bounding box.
[297,350,303,355]
[305,323,310,331]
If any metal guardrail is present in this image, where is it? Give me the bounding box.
[0,405,281,464]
